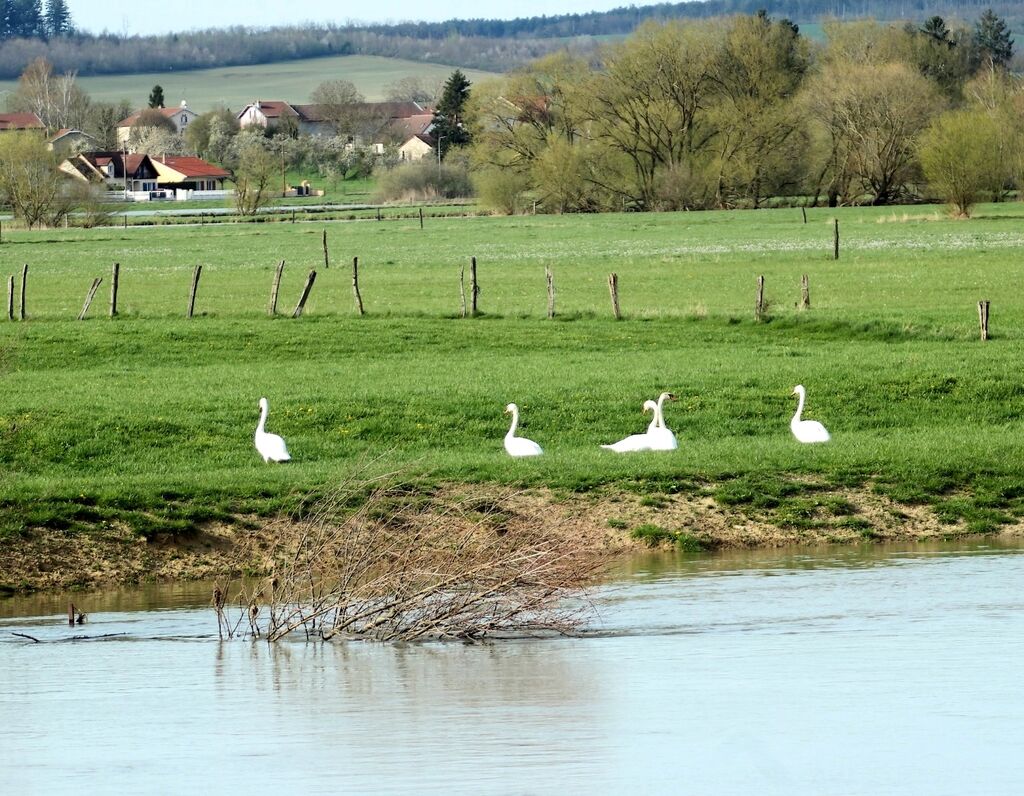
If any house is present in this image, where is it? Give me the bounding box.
[116,101,199,146]
[150,155,231,195]
[236,99,428,142]
[0,112,45,132]
[48,129,99,154]
[399,133,436,162]
[60,151,163,197]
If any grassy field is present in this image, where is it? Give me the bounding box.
[0,55,500,113]
[2,203,1024,543]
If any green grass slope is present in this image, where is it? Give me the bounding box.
[2,203,1024,539]
[0,55,499,112]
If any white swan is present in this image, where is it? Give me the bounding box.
[601,400,659,452]
[255,397,291,462]
[647,392,678,451]
[504,403,543,457]
[790,385,830,443]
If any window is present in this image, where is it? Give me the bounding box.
[180,115,188,125]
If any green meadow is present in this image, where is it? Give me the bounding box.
[2,203,1024,539]
[0,55,500,113]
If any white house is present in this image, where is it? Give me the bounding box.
[117,101,199,146]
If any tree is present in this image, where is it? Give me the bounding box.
[43,0,72,37]
[85,100,133,150]
[184,107,238,160]
[148,84,165,109]
[127,108,175,151]
[232,141,277,216]
[10,56,89,132]
[10,0,43,38]
[385,76,439,105]
[973,9,1014,70]
[433,69,471,158]
[308,79,369,138]
[0,131,72,228]
[919,109,1007,217]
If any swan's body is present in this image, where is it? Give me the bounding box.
[602,400,658,452]
[790,385,830,443]
[504,403,543,457]
[255,397,291,462]
[647,392,678,451]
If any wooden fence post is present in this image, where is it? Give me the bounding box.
[833,218,840,260]
[801,206,807,224]
[978,300,990,341]
[292,269,317,317]
[459,264,467,318]
[608,273,621,320]
[545,266,555,319]
[123,214,127,229]
[800,274,810,310]
[377,208,381,222]
[419,207,424,229]
[352,256,364,315]
[78,277,102,320]
[19,263,27,321]
[186,265,202,318]
[470,256,479,316]
[322,228,329,269]
[110,262,120,317]
[6,275,13,321]
[755,275,765,321]
[269,259,285,315]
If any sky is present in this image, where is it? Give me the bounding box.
[65,0,636,36]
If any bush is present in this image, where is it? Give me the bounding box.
[473,166,530,214]
[374,160,473,202]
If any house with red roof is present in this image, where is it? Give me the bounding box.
[150,154,231,194]
[60,150,231,200]
[116,101,198,146]
[236,99,429,142]
[0,112,45,132]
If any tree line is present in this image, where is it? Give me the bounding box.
[0,1,1021,79]
[464,10,1018,217]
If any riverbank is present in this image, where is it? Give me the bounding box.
[3,482,1018,593]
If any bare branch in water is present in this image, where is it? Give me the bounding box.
[214,469,605,643]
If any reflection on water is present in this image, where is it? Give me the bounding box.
[2,540,1023,795]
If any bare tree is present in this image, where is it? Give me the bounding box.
[232,141,277,215]
[10,56,90,132]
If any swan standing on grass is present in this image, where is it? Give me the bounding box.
[255,397,291,462]
[601,400,659,452]
[504,403,543,457]
[647,392,679,451]
[790,385,830,443]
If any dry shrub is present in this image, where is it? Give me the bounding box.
[215,473,604,643]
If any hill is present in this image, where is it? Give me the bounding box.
[0,55,499,114]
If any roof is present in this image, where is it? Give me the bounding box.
[390,113,434,140]
[150,155,230,179]
[73,151,157,178]
[241,100,426,125]
[0,112,44,130]
[239,101,298,120]
[49,128,98,143]
[117,105,195,127]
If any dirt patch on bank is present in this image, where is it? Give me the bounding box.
[1,482,1020,593]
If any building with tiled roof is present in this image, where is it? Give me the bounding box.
[116,101,198,146]
[0,112,44,131]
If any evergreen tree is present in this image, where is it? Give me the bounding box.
[44,0,72,37]
[432,70,471,159]
[974,9,1014,69]
[148,84,165,108]
[10,0,43,38]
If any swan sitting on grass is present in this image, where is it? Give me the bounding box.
[790,385,830,444]
[647,392,678,451]
[504,403,543,457]
[255,397,291,462]
[601,400,659,452]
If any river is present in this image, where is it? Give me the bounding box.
[2,540,1022,795]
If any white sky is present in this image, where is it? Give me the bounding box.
[66,0,634,36]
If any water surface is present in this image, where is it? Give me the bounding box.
[2,540,1022,794]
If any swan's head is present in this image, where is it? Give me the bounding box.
[259,397,269,411]
[657,392,677,403]
[504,403,517,414]
[643,400,658,414]
[792,385,805,397]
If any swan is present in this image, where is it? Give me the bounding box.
[504,403,543,457]
[255,397,291,462]
[601,400,658,452]
[647,392,678,451]
[790,385,830,443]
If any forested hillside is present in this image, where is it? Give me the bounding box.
[0,0,1020,79]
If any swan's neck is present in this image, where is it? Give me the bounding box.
[655,396,667,429]
[793,390,805,424]
[257,404,268,434]
[506,408,519,438]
